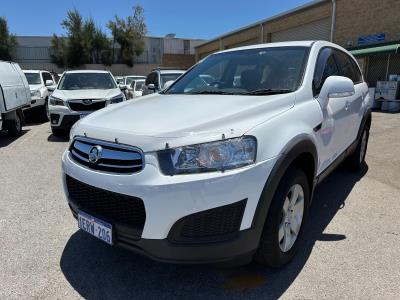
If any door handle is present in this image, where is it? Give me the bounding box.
[345,101,350,111]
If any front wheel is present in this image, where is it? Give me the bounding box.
[255,168,310,267]
[51,127,66,137]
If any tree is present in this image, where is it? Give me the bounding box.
[51,9,112,67]
[107,5,147,67]
[0,17,17,61]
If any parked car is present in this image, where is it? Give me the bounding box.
[114,76,124,86]
[23,70,57,120]
[126,79,145,99]
[63,41,371,267]
[119,75,146,89]
[48,70,126,136]
[0,61,30,136]
[142,68,185,95]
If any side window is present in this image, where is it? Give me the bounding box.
[313,48,340,95]
[145,72,157,85]
[42,72,53,84]
[334,50,361,83]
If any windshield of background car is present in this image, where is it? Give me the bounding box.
[135,81,145,91]
[166,47,309,95]
[58,73,117,90]
[160,73,183,87]
[24,73,41,85]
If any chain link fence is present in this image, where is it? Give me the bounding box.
[362,53,400,87]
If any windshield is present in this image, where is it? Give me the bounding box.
[126,76,145,85]
[25,73,41,85]
[135,80,145,91]
[58,73,117,90]
[160,73,183,87]
[166,47,309,95]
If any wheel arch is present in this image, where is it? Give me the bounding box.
[250,137,318,246]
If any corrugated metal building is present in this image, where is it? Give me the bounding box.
[14,35,205,74]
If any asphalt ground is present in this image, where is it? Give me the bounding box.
[0,111,399,299]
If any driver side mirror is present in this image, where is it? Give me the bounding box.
[45,80,54,86]
[318,76,355,108]
[147,83,156,90]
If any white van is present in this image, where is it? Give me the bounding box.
[0,61,30,136]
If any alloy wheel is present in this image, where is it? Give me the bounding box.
[279,184,304,252]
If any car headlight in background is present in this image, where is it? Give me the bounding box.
[157,136,257,175]
[49,95,65,106]
[109,93,125,104]
[30,90,41,98]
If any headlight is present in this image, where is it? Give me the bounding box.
[157,136,257,175]
[49,95,65,106]
[109,93,125,104]
[30,90,41,98]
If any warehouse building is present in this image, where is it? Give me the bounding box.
[15,35,205,75]
[195,0,400,87]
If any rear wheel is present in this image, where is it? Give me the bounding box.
[6,113,22,137]
[255,168,310,267]
[346,125,369,170]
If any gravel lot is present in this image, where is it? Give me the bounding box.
[1,112,399,300]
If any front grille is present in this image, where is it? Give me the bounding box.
[66,175,146,232]
[169,199,247,243]
[70,137,144,174]
[68,100,106,112]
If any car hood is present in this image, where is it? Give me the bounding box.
[29,84,42,91]
[52,88,121,100]
[73,93,295,152]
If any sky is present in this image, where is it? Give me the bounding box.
[3,0,312,40]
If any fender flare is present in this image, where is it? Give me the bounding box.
[249,138,318,247]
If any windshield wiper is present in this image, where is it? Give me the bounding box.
[244,89,293,95]
[186,90,236,95]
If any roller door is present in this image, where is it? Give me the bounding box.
[271,18,331,42]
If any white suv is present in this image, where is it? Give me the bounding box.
[62,41,371,267]
[49,70,125,136]
[23,70,56,120]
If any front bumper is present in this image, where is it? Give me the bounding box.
[30,97,46,108]
[49,105,80,129]
[62,150,277,263]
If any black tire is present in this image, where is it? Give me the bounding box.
[255,167,310,268]
[6,113,22,137]
[51,127,66,137]
[41,99,50,122]
[345,125,370,170]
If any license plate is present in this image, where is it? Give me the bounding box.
[78,210,113,245]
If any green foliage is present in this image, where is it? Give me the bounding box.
[51,9,112,67]
[0,17,17,61]
[107,5,147,67]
